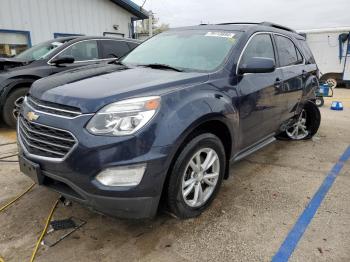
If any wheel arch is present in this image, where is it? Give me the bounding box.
[0,76,39,107]
[160,115,236,200]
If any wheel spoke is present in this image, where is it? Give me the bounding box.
[195,153,201,170]
[189,159,199,172]
[183,181,195,197]
[203,172,219,180]
[192,183,200,205]
[197,183,204,203]
[203,178,216,186]
[300,126,308,135]
[183,177,196,188]
[202,150,217,171]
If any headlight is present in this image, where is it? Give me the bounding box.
[87,96,160,136]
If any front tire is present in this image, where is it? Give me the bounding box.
[166,133,226,218]
[2,88,28,128]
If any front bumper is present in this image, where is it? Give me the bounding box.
[17,102,173,219]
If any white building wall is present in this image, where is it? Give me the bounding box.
[0,0,135,45]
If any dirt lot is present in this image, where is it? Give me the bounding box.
[0,89,349,262]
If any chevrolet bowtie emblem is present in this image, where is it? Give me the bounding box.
[27,111,39,121]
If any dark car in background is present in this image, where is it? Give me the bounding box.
[0,36,140,127]
[17,22,320,219]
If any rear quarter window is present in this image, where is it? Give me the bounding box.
[298,40,316,64]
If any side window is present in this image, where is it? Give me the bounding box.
[241,34,275,65]
[101,40,130,58]
[127,42,139,51]
[275,35,302,66]
[296,47,303,63]
[57,40,98,61]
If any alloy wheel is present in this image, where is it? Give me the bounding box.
[286,109,309,140]
[12,96,24,119]
[182,148,220,208]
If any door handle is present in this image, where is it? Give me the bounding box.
[302,70,307,79]
[274,78,282,89]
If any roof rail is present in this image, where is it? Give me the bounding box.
[259,22,296,33]
[216,22,259,26]
[208,21,297,33]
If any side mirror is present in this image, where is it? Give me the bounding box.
[239,57,275,74]
[50,56,75,66]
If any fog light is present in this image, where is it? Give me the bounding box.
[96,164,146,187]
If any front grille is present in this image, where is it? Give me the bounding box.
[26,96,81,118]
[18,116,77,159]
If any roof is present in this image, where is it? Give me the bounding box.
[67,36,141,42]
[172,22,304,39]
[297,27,350,34]
[110,0,149,19]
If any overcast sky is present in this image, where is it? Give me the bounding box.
[134,0,350,30]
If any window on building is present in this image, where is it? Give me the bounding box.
[57,40,99,61]
[0,31,30,57]
[240,34,275,66]
[275,35,303,67]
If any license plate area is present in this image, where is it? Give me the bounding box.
[19,155,44,184]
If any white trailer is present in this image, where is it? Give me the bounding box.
[298,27,350,88]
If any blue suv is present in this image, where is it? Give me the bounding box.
[17,22,321,219]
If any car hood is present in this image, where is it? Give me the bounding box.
[0,57,32,71]
[30,63,209,113]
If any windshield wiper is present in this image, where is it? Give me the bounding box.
[140,63,183,72]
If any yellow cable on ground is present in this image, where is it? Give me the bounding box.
[0,183,35,213]
[30,199,59,262]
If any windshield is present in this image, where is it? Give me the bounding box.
[122,30,240,72]
[15,40,66,61]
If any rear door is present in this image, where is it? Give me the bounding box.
[273,34,305,121]
[236,33,284,149]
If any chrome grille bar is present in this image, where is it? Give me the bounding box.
[19,132,66,157]
[26,96,82,118]
[19,125,71,150]
[18,115,77,160]
[19,117,75,143]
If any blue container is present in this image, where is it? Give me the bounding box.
[319,84,330,96]
[331,101,344,110]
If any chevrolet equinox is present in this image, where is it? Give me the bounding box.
[17,22,321,219]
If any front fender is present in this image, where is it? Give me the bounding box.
[0,77,38,107]
[153,85,239,158]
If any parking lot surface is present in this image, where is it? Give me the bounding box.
[0,89,349,262]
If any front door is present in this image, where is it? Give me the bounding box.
[49,40,101,74]
[236,33,283,149]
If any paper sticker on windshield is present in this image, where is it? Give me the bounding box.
[51,42,63,47]
[205,32,235,38]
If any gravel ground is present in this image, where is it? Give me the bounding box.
[0,89,349,262]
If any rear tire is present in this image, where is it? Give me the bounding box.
[2,88,28,128]
[166,133,226,219]
[276,101,321,141]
